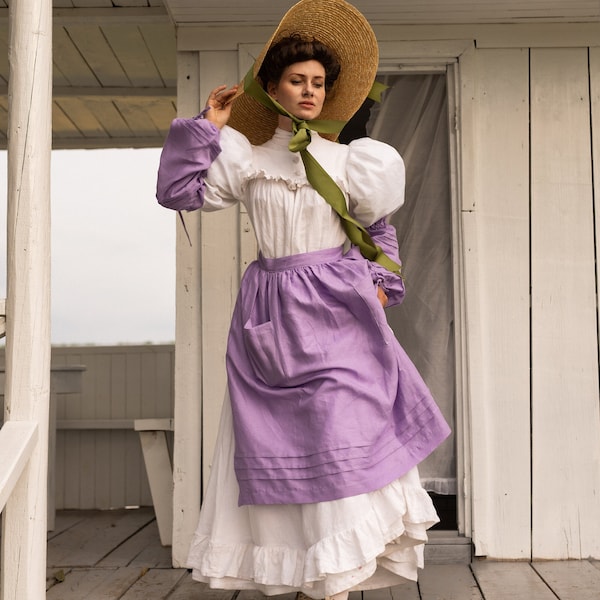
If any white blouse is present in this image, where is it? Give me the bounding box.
[203,126,405,259]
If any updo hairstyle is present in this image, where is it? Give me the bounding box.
[257,34,341,92]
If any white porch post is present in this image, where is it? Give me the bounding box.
[1,0,52,597]
[171,51,203,568]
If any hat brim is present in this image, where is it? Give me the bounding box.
[228,0,379,146]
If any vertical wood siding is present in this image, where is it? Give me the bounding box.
[468,47,531,559]
[530,48,600,559]
[468,42,600,560]
[50,345,174,510]
[593,49,600,352]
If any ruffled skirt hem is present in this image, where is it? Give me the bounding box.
[186,393,439,598]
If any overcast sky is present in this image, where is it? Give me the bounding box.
[0,147,176,346]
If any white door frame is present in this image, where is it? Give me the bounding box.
[378,39,476,540]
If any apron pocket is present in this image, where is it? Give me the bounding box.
[243,319,287,387]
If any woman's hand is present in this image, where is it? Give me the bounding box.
[204,84,239,129]
[377,285,389,308]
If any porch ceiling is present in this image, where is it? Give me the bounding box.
[0,0,599,150]
[0,0,176,150]
[166,0,600,25]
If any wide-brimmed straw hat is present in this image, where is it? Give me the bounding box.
[227,0,379,145]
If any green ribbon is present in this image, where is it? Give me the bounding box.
[367,80,388,103]
[243,69,402,276]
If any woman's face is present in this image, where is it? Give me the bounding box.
[267,60,326,121]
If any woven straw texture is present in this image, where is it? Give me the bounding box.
[228,0,379,145]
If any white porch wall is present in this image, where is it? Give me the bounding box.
[465,47,532,559]
[530,47,600,559]
[171,22,600,563]
[2,345,175,511]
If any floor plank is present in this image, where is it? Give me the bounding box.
[48,508,156,568]
[46,568,115,599]
[88,566,148,598]
[119,568,187,599]
[390,582,420,600]
[97,519,172,568]
[166,576,237,600]
[128,535,173,569]
[46,567,142,599]
[471,561,556,600]
[532,560,600,599]
[48,509,90,539]
[364,586,395,600]
[237,590,271,600]
[13,509,600,600]
[237,591,297,600]
[418,564,483,599]
[46,567,73,592]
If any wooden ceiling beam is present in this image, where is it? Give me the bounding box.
[50,136,166,149]
[0,7,171,25]
[0,86,176,99]
[53,86,176,99]
[0,136,166,150]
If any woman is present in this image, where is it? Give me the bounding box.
[156,1,450,598]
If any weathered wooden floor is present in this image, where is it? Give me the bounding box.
[37,508,600,599]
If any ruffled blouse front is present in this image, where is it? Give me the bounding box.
[202,126,406,258]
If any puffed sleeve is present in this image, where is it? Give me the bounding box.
[203,126,253,211]
[346,138,405,226]
[345,138,406,306]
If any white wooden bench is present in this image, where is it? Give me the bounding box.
[54,416,175,546]
[134,418,174,546]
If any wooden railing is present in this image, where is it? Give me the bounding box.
[0,422,38,513]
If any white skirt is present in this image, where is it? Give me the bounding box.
[187,393,440,598]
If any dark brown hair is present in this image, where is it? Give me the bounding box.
[258,35,341,92]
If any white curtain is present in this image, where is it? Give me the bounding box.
[368,74,456,495]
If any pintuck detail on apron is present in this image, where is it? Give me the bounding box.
[225,246,451,506]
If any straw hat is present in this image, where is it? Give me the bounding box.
[227,0,379,145]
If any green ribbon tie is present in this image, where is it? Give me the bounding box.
[243,69,402,277]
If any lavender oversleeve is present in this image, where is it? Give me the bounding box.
[155,114,221,211]
[227,245,450,506]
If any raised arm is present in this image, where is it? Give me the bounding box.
[155,85,239,212]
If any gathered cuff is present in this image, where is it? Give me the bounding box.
[365,218,405,306]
